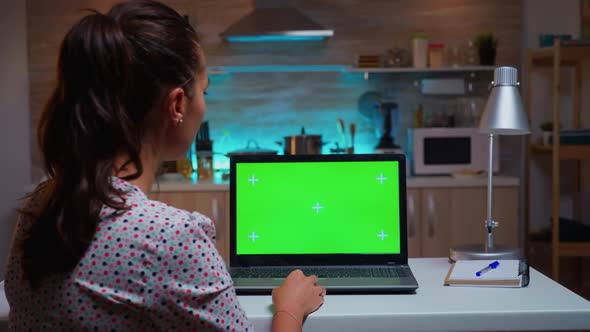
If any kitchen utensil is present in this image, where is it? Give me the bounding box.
[358,91,383,119]
[349,123,356,148]
[278,127,324,155]
[337,118,347,148]
[375,101,402,153]
[347,123,356,154]
[226,140,278,157]
[197,121,210,142]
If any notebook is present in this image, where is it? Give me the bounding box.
[444,260,530,288]
[228,154,419,294]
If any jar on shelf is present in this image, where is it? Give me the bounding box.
[428,43,445,68]
[411,33,428,68]
[465,39,477,65]
[176,157,193,180]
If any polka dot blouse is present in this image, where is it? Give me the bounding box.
[5,178,253,331]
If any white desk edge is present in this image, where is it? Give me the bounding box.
[237,258,590,332]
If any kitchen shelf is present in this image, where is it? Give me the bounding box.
[207,65,496,75]
[347,65,496,73]
[529,144,590,160]
[208,65,348,74]
[530,44,590,66]
[559,242,590,257]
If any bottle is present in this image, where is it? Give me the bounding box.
[414,104,423,128]
[197,152,213,180]
[196,140,214,180]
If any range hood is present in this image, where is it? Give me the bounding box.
[220,0,334,42]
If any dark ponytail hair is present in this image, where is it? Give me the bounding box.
[21,0,202,288]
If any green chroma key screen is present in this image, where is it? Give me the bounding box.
[236,160,401,255]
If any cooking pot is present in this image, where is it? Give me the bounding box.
[279,134,324,155]
[277,127,326,155]
[226,140,278,157]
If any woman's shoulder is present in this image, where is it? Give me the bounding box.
[149,199,217,242]
[143,198,213,230]
[103,186,217,243]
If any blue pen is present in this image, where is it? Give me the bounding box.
[475,261,500,277]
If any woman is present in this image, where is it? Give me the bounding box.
[5,1,325,331]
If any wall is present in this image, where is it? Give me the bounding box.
[0,0,31,278]
[26,0,521,180]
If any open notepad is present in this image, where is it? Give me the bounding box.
[444,260,529,288]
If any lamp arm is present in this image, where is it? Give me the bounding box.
[485,133,498,251]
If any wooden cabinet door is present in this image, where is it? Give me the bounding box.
[149,191,229,264]
[407,189,422,258]
[450,188,487,247]
[450,187,519,249]
[490,188,519,247]
[420,189,452,257]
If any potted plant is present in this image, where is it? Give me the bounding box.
[540,121,562,145]
[475,33,498,65]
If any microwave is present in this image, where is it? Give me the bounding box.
[409,128,499,175]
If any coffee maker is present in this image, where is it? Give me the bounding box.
[375,101,403,154]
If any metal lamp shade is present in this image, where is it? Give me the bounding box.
[479,86,530,135]
[479,67,530,135]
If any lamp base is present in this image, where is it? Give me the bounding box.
[449,244,522,262]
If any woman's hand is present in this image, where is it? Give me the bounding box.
[272,269,326,323]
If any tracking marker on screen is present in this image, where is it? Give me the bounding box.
[248,174,259,186]
[312,202,324,214]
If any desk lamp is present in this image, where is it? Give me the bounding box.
[450,66,530,261]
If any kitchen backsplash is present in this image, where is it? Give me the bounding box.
[27,0,521,181]
[204,70,494,170]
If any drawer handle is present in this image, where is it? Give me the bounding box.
[211,198,219,227]
[211,198,224,234]
[211,198,219,221]
[408,194,415,237]
[427,194,436,238]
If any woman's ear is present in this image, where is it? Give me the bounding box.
[165,87,186,125]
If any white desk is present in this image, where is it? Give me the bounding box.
[238,258,590,331]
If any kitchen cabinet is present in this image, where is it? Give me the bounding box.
[407,187,519,258]
[149,191,230,265]
[147,182,518,263]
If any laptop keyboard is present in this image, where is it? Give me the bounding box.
[231,267,410,279]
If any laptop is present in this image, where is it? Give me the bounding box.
[229,154,419,294]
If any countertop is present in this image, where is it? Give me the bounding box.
[25,175,520,193]
[149,174,520,192]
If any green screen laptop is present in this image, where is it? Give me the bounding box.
[229,154,418,294]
